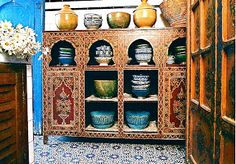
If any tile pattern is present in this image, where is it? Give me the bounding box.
[34,136,186,164]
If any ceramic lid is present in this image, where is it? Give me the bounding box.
[136,0,155,10]
[56,4,77,15]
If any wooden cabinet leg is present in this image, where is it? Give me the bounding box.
[43,135,48,144]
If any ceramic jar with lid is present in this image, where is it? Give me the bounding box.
[55,4,78,31]
[133,0,157,28]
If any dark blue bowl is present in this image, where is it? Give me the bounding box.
[90,111,115,129]
[58,56,74,66]
[126,111,150,129]
[132,88,150,98]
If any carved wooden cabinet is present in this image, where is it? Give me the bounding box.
[43,28,187,142]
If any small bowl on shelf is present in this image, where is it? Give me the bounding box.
[135,53,152,65]
[84,13,103,29]
[132,87,150,99]
[107,12,131,28]
[94,80,117,99]
[58,56,74,66]
[125,111,150,129]
[131,80,150,85]
[174,54,186,64]
[95,57,113,66]
[132,74,149,81]
[131,84,150,90]
[90,111,115,129]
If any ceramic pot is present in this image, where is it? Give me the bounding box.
[133,0,157,28]
[55,4,78,31]
[107,12,131,28]
[94,80,117,98]
[90,111,115,129]
[126,111,150,129]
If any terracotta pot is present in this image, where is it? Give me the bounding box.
[133,0,157,28]
[55,4,78,31]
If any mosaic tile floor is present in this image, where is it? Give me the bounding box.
[34,136,186,164]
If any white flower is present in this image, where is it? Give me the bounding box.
[0,20,41,59]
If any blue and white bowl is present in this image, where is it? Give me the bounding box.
[132,74,149,81]
[135,53,152,65]
[126,111,150,129]
[90,111,115,129]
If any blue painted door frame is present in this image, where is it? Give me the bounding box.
[0,0,44,135]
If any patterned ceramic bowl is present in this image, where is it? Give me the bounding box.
[95,57,113,66]
[125,111,150,129]
[90,111,115,129]
[132,74,149,81]
[134,53,152,65]
[94,80,117,99]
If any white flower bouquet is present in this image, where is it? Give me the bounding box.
[0,20,41,59]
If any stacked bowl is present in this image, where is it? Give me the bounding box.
[95,45,113,66]
[134,44,153,65]
[84,13,103,29]
[58,47,74,66]
[173,45,186,64]
[131,74,150,98]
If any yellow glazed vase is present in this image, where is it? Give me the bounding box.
[133,0,157,28]
[55,4,78,31]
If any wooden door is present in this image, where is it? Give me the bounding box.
[0,64,28,163]
[186,0,235,163]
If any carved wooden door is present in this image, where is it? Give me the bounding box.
[187,0,235,163]
[43,72,80,142]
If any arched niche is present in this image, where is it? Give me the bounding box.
[49,40,76,66]
[128,39,155,65]
[168,37,186,64]
[88,40,114,66]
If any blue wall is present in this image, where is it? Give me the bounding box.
[0,0,44,135]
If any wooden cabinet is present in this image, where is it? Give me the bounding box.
[0,64,28,163]
[43,28,187,142]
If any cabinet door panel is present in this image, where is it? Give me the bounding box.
[222,0,235,41]
[163,68,186,139]
[44,72,80,133]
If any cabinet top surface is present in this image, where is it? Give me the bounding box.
[43,27,186,33]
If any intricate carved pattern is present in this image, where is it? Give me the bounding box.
[162,67,186,138]
[55,88,72,125]
[43,29,186,140]
[173,87,186,128]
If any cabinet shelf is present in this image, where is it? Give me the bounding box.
[124,121,158,133]
[86,65,117,71]
[85,95,118,102]
[123,93,158,102]
[124,65,158,70]
[86,122,118,132]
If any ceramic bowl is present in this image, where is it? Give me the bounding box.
[131,80,150,85]
[125,111,150,129]
[135,53,152,65]
[132,84,150,90]
[90,111,115,129]
[174,54,186,64]
[84,14,102,29]
[94,80,117,98]
[58,56,74,65]
[132,74,149,81]
[95,57,113,66]
[107,12,131,28]
[132,87,150,98]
